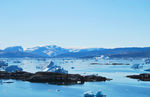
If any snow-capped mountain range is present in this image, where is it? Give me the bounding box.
[0,45,103,58]
[25,45,70,57]
[25,45,103,57]
[1,45,150,58]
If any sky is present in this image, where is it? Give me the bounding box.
[0,0,150,49]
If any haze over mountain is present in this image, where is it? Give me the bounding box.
[0,45,150,58]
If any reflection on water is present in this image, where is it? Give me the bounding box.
[0,58,150,97]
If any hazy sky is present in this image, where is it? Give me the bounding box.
[0,0,150,49]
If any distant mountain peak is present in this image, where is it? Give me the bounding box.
[25,45,69,57]
[4,46,23,52]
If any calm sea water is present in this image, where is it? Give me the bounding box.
[0,58,150,97]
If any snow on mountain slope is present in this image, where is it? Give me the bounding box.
[25,45,104,57]
[4,46,24,52]
[1,45,104,58]
[25,45,70,57]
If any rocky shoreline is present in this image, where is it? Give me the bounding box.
[0,71,111,85]
[127,73,150,81]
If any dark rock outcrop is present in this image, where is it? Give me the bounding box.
[127,73,150,81]
[0,71,111,85]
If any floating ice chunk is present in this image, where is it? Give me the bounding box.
[5,65,23,72]
[46,67,68,74]
[0,61,8,70]
[56,89,60,92]
[71,67,75,69]
[44,61,68,74]
[96,91,106,97]
[13,60,21,63]
[84,91,94,97]
[0,61,8,67]
[131,64,143,69]
[47,61,55,68]
[145,59,150,64]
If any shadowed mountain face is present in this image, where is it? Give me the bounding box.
[56,47,150,58]
[0,46,44,58]
[4,46,24,52]
[0,45,150,58]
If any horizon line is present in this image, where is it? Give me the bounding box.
[1,45,150,50]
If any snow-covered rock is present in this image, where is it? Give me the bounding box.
[5,65,23,72]
[84,91,94,97]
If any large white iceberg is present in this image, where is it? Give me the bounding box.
[5,65,23,72]
[43,61,68,74]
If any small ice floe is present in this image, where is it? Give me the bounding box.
[5,65,23,72]
[13,60,21,63]
[37,58,46,61]
[71,67,75,69]
[0,61,8,68]
[96,91,106,97]
[145,59,150,64]
[131,64,143,69]
[0,61,8,70]
[84,91,106,97]
[84,91,94,97]
[3,81,14,84]
[43,61,68,74]
[56,89,60,92]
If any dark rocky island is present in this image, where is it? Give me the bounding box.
[0,71,111,85]
[127,73,150,81]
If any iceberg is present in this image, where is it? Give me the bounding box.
[84,91,106,97]
[0,61,8,70]
[131,64,143,69]
[5,65,23,72]
[96,91,106,97]
[0,61,8,67]
[13,60,21,63]
[145,59,150,64]
[84,91,94,97]
[43,61,68,74]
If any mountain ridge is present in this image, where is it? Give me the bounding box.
[0,45,150,58]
